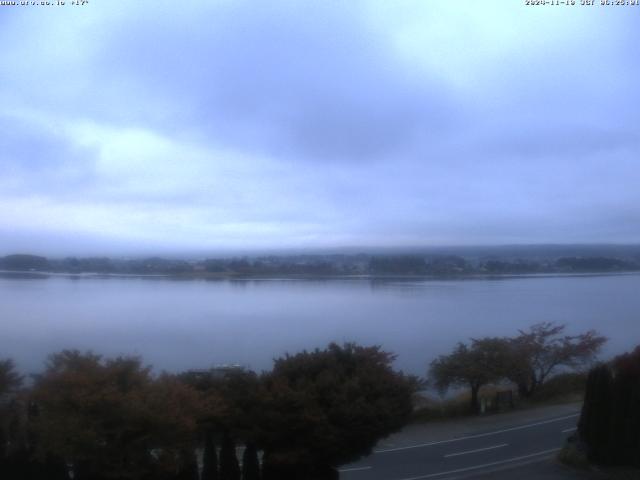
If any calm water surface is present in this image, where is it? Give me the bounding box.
[1,274,639,375]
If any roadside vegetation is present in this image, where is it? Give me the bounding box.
[1,323,631,479]
[423,322,605,417]
[412,372,587,424]
[558,345,640,478]
[0,343,417,480]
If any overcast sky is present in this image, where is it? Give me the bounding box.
[1,1,639,255]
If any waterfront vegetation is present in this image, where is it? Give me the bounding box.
[0,343,416,480]
[3,319,638,479]
[428,322,606,414]
[0,321,616,479]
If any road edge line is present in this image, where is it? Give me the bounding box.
[395,447,561,480]
[375,413,579,453]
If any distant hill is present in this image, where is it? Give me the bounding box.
[0,254,50,271]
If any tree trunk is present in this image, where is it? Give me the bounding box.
[517,375,538,398]
[470,384,480,414]
[528,375,539,397]
[517,382,530,398]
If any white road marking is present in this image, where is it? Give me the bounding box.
[338,466,372,473]
[443,443,508,458]
[396,448,561,480]
[375,413,579,453]
[562,427,577,433]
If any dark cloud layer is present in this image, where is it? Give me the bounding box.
[0,1,639,254]
[97,1,453,162]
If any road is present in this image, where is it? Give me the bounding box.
[339,410,581,480]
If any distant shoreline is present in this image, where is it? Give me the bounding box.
[2,269,640,282]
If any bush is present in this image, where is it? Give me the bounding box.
[528,372,587,402]
[412,399,471,422]
[259,343,416,476]
[411,387,505,422]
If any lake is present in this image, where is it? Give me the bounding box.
[1,273,639,376]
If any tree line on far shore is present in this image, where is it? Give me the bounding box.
[2,252,639,277]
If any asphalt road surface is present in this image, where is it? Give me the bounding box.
[339,412,580,480]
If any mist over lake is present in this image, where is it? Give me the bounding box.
[2,273,638,376]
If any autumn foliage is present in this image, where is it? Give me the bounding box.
[258,344,416,479]
[430,323,606,413]
[0,343,416,480]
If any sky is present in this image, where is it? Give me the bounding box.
[1,0,639,256]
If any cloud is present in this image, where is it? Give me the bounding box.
[1,1,456,161]
[0,114,99,197]
[98,1,454,162]
[0,1,639,253]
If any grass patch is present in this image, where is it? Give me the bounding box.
[411,392,473,422]
[530,372,587,402]
[412,373,587,423]
[411,386,511,422]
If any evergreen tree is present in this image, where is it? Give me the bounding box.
[579,346,640,467]
[609,347,640,467]
[578,364,612,463]
[219,433,240,480]
[28,455,69,480]
[175,449,199,480]
[241,443,260,480]
[0,426,6,476]
[202,431,219,480]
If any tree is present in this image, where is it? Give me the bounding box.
[1,254,49,271]
[369,256,427,275]
[0,359,22,396]
[242,442,260,480]
[179,367,260,479]
[578,346,640,467]
[0,359,29,480]
[174,449,199,480]
[506,322,606,398]
[608,346,640,466]
[0,358,23,460]
[219,432,240,480]
[578,364,613,463]
[201,430,219,480]
[259,342,416,479]
[30,351,202,480]
[429,338,511,414]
